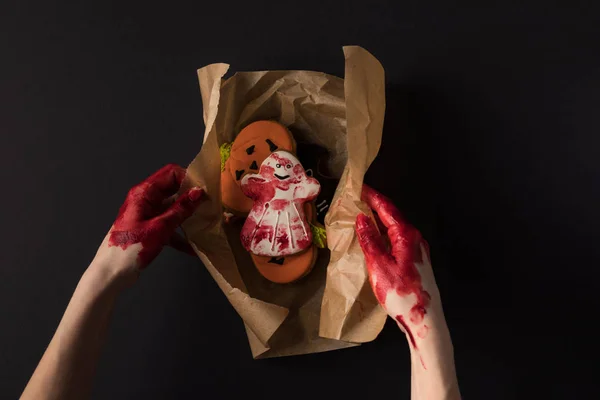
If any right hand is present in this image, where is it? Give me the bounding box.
[93,164,205,287]
[355,185,440,349]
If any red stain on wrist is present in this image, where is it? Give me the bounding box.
[108,164,205,268]
[396,314,417,348]
[397,315,427,369]
[417,324,429,339]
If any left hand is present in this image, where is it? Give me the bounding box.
[93,164,205,286]
[355,185,440,349]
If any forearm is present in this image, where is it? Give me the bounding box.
[405,309,460,400]
[21,260,122,400]
[21,165,203,399]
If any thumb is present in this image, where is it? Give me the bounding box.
[159,187,205,229]
[355,213,389,262]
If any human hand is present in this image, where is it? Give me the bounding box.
[92,164,205,287]
[355,185,441,350]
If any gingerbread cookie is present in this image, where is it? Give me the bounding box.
[220,120,295,215]
[250,246,318,284]
[240,151,320,257]
[250,203,321,283]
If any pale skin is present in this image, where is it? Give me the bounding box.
[21,166,459,400]
[20,164,205,400]
[356,185,461,400]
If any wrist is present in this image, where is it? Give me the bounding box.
[403,309,458,387]
[406,316,460,399]
[410,342,460,400]
[88,234,142,290]
[85,255,135,294]
[411,305,453,352]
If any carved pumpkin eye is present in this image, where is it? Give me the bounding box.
[286,164,292,169]
[276,164,281,168]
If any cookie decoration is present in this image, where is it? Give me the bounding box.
[220,120,295,215]
[249,202,320,283]
[240,151,320,257]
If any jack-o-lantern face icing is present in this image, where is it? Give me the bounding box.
[240,151,320,257]
[221,121,295,214]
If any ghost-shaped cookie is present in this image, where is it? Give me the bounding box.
[240,151,320,257]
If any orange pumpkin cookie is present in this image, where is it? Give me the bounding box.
[221,121,295,215]
[251,246,318,284]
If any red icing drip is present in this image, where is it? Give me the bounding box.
[276,233,290,249]
[295,237,312,249]
[252,225,273,245]
[242,176,275,201]
[108,164,204,268]
[270,199,288,211]
[270,152,293,165]
[241,217,256,249]
[292,163,304,175]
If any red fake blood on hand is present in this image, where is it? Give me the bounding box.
[356,185,432,348]
[396,302,428,369]
[357,213,431,323]
[396,315,417,348]
[108,164,204,268]
[396,315,426,369]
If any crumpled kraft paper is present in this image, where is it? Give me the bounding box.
[181,46,387,358]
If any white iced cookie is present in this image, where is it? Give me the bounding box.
[240,151,320,257]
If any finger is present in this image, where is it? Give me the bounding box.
[373,212,388,236]
[362,184,416,262]
[157,187,205,229]
[160,193,178,211]
[360,187,431,318]
[168,231,197,256]
[361,184,404,228]
[143,193,178,218]
[421,238,431,261]
[355,214,391,263]
[143,164,187,201]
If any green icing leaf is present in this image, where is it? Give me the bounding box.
[310,222,327,248]
[219,142,233,172]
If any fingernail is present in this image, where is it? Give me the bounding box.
[189,187,204,201]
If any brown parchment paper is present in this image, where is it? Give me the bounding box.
[181,46,387,358]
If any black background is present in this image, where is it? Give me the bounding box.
[1,1,599,399]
